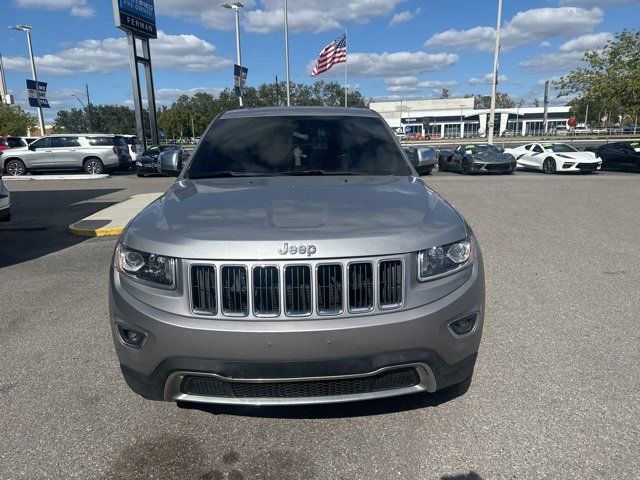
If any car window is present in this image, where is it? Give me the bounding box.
[524,144,532,150]
[160,145,179,152]
[188,115,412,177]
[471,144,500,154]
[532,145,544,153]
[30,137,51,149]
[86,137,115,146]
[6,137,25,148]
[144,146,161,156]
[51,137,81,148]
[543,143,577,153]
[124,137,139,145]
[113,137,128,148]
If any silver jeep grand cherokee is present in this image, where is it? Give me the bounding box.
[109,107,485,406]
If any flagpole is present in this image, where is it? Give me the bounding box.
[344,26,348,108]
[284,0,291,106]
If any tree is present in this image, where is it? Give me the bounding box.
[0,104,37,135]
[54,105,136,134]
[440,88,450,99]
[465,92,515,109]
[554,29,640,125]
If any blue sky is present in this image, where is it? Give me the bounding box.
[2,0,639,121]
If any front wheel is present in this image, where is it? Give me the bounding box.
[84,158,104,175]
[542,157,556,174]
[461,160,472,175]
[438,158,447,171]
[5,159,27,176]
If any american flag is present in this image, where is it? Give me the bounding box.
[311,33,347,76]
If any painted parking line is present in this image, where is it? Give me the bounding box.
[3,174,110,181]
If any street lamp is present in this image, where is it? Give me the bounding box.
[221,2,244,107]
[9,24,45,136]
[459,104,465,138]
[284,0,291,106]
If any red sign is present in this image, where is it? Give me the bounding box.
[567,117,577,127]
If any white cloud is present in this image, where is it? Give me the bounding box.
[539,41,551,48]
[385,76,458,93]
[519,32,612,72]
[424,7,604,52]
[390,8,421,27]
[155,0,257,30]
[14,0,95,17]
[3,31,232,76]
[559,0,637,5]
[468,73,508,85]
[308,51,458,78]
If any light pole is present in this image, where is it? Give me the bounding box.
[222,2,244,107]
[9,24,45,136]
[284,0,291,106]
[487,0,503,144]
[459,104,465,138]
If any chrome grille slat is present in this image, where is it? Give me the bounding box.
[348,262,374,312]
[285,265,312,316]
[221,266,248,316]
[191,265,216,315]
[252,266,280,316]
[379,260,403,307]
[317,264,343,315]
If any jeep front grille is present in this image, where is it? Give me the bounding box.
[189,258,403,318]
[317,264,343,315]
[191,265,216,315]
[348,262,374,312]
[284,265,312,316]
[252,266,280,316]
[379,260,403,307]
[221,266,248,316]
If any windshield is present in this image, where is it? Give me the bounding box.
[187,115,412,178]
[543,143,577,153]
[470,144,500,154]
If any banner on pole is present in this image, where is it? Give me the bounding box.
[234,64,248,98]
[112,0,157,39]
[26,79,50,108]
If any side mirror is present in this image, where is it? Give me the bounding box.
[159,150,182,177]
[29,144,36,151]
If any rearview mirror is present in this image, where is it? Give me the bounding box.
[159,150,182,177]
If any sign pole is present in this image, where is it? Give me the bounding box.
[127,33,146,151]
[25,29,45,135]
[141,38,159,145]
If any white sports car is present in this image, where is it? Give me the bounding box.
[506,142,602,174]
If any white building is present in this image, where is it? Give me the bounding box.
[370,98,572,138]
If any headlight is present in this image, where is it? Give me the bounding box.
[418,237,473,281]
[115,243,175,287]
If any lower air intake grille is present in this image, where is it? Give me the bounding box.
[252,266,280,316]
[191,265,216,315]
[379,260,403,307]
[317,264,343,314]
[179,368,419,398]
[221,266,248,316]
[285,265,312,315]
[348,262,374,311]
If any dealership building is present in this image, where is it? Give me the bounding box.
[370,98,572,138]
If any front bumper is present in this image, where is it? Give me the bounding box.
[559,161,601,172]
[472,161,516,173]
[109,258,484,405]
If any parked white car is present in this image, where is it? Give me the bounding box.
[0,174,10,221]
[505,142,602,174]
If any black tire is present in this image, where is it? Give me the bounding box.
[422,167,433,176]
[438,158,447,171]
[4,159,27,176]
[542,157,556,174]
[84,158,104,175]
[461,159,472,175]
[136,171,145,177]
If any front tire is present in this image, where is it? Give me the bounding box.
[542,157,556,174]
[84,158,104,175]
[438,158,447,171]
[461,159,472,175]
[5,159,27,176]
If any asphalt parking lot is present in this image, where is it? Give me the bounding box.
[1,169,639,479]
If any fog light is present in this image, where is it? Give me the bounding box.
[118,325,147,348]
[449,315,477,336]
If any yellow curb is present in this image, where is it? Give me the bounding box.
[68,225,124,237]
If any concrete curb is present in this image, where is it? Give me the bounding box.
[68,192,163,237]
[4,174,110,181]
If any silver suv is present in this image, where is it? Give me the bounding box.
[109,107,485,406]
[1,134,132,175]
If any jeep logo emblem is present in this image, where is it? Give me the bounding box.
[278,242,317,257]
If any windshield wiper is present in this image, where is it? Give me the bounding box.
[188,171,273,179]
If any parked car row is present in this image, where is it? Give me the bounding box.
[0,134,133,175]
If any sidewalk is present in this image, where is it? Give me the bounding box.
[68,192,162,237]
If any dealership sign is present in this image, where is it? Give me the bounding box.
[26,79,50,108]
[234,64,248,98]
[112,0,157,39]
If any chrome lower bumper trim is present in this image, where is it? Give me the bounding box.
[164,363,437,406]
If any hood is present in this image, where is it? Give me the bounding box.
[136,155,157,164]
[473,151,514,163]
[121,176,467,260]
[553,151,599,162]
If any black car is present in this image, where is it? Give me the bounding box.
[439,143,516,174]
[585,141,640,171]
[136,145,190,177]
[402,146,437,175]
